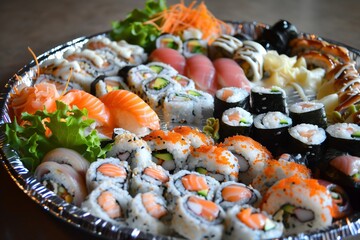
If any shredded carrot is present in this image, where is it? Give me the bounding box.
[145,1,232,43]
[27,47,40,79]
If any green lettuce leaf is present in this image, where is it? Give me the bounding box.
[5,101,111,172]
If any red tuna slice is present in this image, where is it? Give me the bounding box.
[149,48,186,74]
[185,54,216,93]
[213,58,252,92]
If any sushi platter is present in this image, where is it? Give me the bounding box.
[1,1,360,239]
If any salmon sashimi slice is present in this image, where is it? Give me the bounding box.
[221,184,252,202]
[330,154,360,177]
[181,174,209,191]
[97,191,122,219]
[142,192,167,219]
[100,90,160,137]
[97,163,127,178]
[144,166,169,183]
[59,89,112,128]
[236,208,267,230]
[187,196,219,221]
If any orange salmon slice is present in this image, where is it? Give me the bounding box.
[187,196,219,221]
[222,89,234,101]
[97,191,121,219]
[236,208,267,230]
[181,174,209,191]
[97,163,127,178]
[142,192,167,219]
[221,184,252,202]
[144,167,169,183]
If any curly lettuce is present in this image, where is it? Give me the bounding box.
[5,101,111,172]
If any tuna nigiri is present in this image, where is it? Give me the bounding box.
[100,90,160,137]
[149,48,186,75]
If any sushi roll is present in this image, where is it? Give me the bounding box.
[141,75,182,110]
[214,181,262,210]
[165,170,220,207]
[171,74,195,90]
[126,192,171,236]
[250,85,287,114]
[146,61,178,76]
[326,123,360,157]
[252,111,292,155]
[289,101,327,128]
[34,161,87,206]
[130,164,170,196]
[86,157,131,191]
[288,123,326,169]
[186,89,214,124]
[186,145,240,182]
[106,128,153,169]
[223,204,284,240]
[122,64,157,94]
[81,181,132,225]
[220,107,253,140]
[171,195,225,240]
[172,126,214,148]
[251,158,311,195]
[90,75,129,97]
[155,33,183,52]
[163,91,197,124]
[214,87,250,119]
[209,34,243,59]
[35,74,83,93]
[233,40,267,82]
[261,176,333,235]
[143,130,191,173]
[183,38,208,58]
[222,135,273,185]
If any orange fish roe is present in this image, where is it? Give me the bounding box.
[172,126,212,146]
[143,129,188,146]
[193,145,231,165]
[223,135,272,158]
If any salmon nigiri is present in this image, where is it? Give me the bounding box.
[100,90,160,137]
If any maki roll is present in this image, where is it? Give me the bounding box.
[224,205,283,240]
[186,145,240,182]
[35,74,83,93]
[288,124,326,169]
[81,181,132,225]
[172,126,214,148]
[210,34,243,59]
[220,107,253,140]
[261,176,333,235]
[106,128,153,169]
[86,157,131,191]
[165,170,220,207]
[183,38,208,58]
[122,64,157,94]
[156,33,183,52]
[171,195,225,240]
[186,89,214,124]
[214,181,262,210]
[252,111,292,155]
[126,192,171,236]
[90,75,129,97]
[289,101,327,128]
[130,164,170,196]
[250,85,287,114]
[143,129,191,173]
[146,61,178,76]
[326,123,360,157]
[222,135,273,185]
[171,74,195,90]
[214,87,250,119]
[163,91,197,124]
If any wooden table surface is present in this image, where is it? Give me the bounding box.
[0,0,359,239]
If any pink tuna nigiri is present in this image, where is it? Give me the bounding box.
[149,48,186,75]
[213,58,252,92]
[185,54,217,94]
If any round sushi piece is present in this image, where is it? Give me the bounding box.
[126,192,172,236]
[146,61,178,76]
[35,161,87,206]
[186,89,214,124]
[252,111,292,155]
[171,195,225,240]
[163,91,197,124]
[289,101,327,128]
[214,87,250,119]
[222,135,273,185]
[183,38,208,58]
[220,107,253,140]
[165,170,220,207]
[261,176,333,235]
[86,157,131,191]
[156,33,183,52]
[122,64,157,94]
[186,145,240,182]
[90,75,129,98]
[81,181,132,225]
[214,181,262,210]
[251,158,311,195]
[223,204,284,240]
[326,123,360,157]
[250,85,287,114]
[288,123,326,169]
[172,126,214,148]
[130,164,170,196]
[143,129,191,173]
[106,128,153,170]
[209,34,243,59]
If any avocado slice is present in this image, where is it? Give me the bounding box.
[282,204,295,214]
[351,131,360,138]
[151,77,169,90]
[279,119,288,125]
[152,152,173,161]
[187,90,202,97]
[149,65,164,74]
[195,167,208,175]
[270,87,280,92]
[197,189,209,197]
[264,218,276,231]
